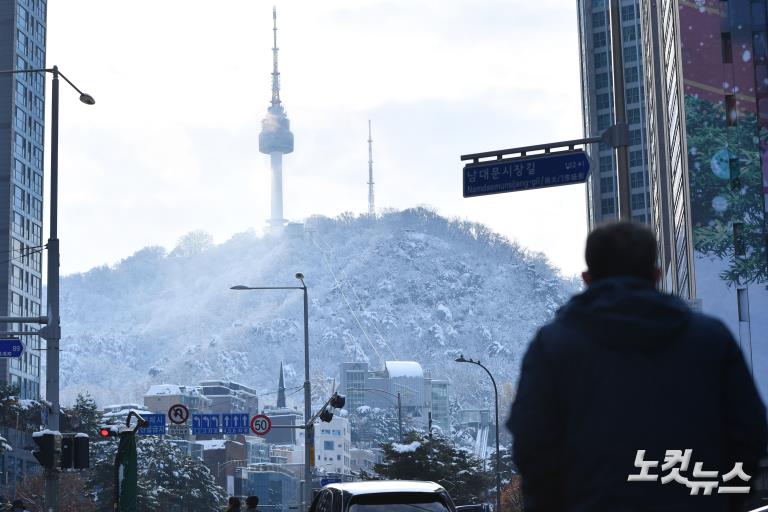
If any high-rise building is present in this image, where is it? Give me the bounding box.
[639,0,768,398]
[579,0,768,398]
[577,0,654,226]
[0,0,45,401]
[259,7,294,229]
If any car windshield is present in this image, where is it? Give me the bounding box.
[348,493,451,512]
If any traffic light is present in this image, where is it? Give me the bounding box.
[60,433,90,470]
[99,425,118,438]
[319,409,334,422]
[32,431,61,469]
[330,393,345,409]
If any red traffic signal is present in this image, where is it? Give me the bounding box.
[98,426,118,438]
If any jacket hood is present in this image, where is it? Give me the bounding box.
[556,277,691,351]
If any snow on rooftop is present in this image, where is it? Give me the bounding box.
[144,384,182,396]
[385,361,423,378]
[196,439,227,451]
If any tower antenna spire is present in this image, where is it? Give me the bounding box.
[271,6,281,107]
[259,6,294,230]
[368,120,375,217]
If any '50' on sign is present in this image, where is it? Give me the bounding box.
[250,414,272,436]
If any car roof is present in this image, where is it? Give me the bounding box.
[325,480,446,495]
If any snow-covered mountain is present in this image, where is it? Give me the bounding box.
[59,208,579,408]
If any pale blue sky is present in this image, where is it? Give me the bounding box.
[44,0,588,277]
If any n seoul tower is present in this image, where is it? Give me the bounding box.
[259,7,294,228]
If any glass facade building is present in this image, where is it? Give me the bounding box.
[580,0,768,399]
[0,1,46,397]
[578,0,655,227]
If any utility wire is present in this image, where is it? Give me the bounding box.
[310,230,398,360]
[0,246,45,267]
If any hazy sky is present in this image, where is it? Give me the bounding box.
[44,0,588,277]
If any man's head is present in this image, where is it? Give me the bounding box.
[228,497,241,508]
[583,221,660,286]
[246,496,259,508]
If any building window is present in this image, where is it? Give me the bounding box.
[323,441,334,451]
[15,107,26,131]
[32,173,42,195]
[597,113,611,130]
[721,32,733,63]
[725,95,738,126]
[16,81,26,107]
[625,66,639,83]
[16,31,28,55]
[629,128,642,145]
[623,25,636,42]
[600,176,614,193]
[593,0,605,8]
[624,46,638,62]
[14,186,25,210]
[627,108,641,124]
[601,198,616,214]
[626,87,640,104]
[596,72,610,89]
[630,150,644,168]
[622,5,635,21]
[599,155,613,170]
[593,12,606,27]
[630,171,645,188]
[594,31,607,48]
[15,159,25,184]
[631,192,646,210]
[595,52,609,68]
[596,93,610,110]
[15,134,26,159]
[754,32,767,63]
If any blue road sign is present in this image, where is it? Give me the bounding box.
[222,413,250,435]
[138,414,166,436]
[191,414,221,435]
[0,339,23,358]
[463,150,591,198]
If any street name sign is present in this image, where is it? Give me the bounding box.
[138,414,166,436]
[250,414,272,436]
[0,338,23,358]
[192,414,221,435]
[463,150,591,198]
[222,413,250,435]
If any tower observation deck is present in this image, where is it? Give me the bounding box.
[259,7,294,228]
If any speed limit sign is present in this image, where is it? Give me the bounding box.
[250,414,272,436]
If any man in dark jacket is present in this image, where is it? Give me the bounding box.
[507,222,767,512]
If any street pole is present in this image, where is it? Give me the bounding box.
[44,66,62,512]
[455,356,501,512]
[396,392,402,443]
[0,66,93,512]
[608,0,632,220]
[230,274,312,508]
[301,278,312,509]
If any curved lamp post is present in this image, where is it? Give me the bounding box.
[455,355,501,512]
[231,273,311,508]
[0,65,94,512]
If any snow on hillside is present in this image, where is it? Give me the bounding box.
[59,208,579,408]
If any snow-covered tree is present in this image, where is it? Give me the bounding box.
[87,437,226,512]
[374,432,492,505]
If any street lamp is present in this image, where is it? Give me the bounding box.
[353,387,404,442]
[231,272,311,508]
[0,65,94,512]
[455,355,501,512]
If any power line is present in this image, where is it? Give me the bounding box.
[0,246,46,267]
